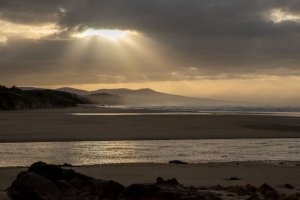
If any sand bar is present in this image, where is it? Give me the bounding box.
[0,106,300,142]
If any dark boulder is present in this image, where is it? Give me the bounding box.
[151,189,184,200]
[156,177,183,188]
[169,160,189,165]
[245,184,257,193]
[99,180,126,200]
[198,191,223,200]
[209,185,225,191]
[284,194,300,200]
[257,183,276,194]
[285,184,294,189]
[28,162,63,184]
[78,179,125,200]
[63,169,77,182]
[228,177,241,180]
[119,184,161,200]
[62,163,73,167]
[57,180,81,199]
[7,171,59,200]
[264,190,279,199]
[225,185,253,196]
[152,189,222,200]
[70,172,94,190]
[246,194,261,200]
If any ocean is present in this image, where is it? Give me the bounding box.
[0,138,299,167]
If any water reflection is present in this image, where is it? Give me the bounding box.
[0,139,300,167]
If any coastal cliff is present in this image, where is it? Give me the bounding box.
[0,86,90,110]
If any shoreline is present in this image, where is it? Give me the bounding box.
[0,137,299,144]
[1,160,300,169]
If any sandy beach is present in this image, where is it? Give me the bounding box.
[1,162,300,200]
[0,106,300,142]
[1,107,300,199]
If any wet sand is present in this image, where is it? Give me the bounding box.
[0,106,300,142]
[1,162,300,200]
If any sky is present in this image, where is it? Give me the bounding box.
[1,0,300,106]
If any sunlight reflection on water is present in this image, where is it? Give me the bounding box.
[0,139,300,167]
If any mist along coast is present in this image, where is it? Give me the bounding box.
[1,106,300,200]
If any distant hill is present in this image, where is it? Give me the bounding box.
[87,88,257,106]
[56,87,90,95]
[54,87,257,106]
[20,86,258,106]
[0,86,91,110]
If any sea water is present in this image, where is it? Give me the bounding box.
[0,139,299,167]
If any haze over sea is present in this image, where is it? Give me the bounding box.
[113,105,300,114]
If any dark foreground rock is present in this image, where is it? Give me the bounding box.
[7,171,60,200]
[7,162,125,200]
[257,183,276,194]
[169,160,189,164]
[7,161,292,200]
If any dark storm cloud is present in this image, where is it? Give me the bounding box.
[1,0,300,85]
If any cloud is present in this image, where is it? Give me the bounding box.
[1,0,300,87]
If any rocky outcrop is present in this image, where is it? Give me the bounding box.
[257,183,276,194]
[7,161,295,200]
[7,171,60,200]
[7,162,125,200]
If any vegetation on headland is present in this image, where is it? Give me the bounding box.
[0,85,91,110]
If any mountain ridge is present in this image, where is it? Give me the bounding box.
[18,86,259,106]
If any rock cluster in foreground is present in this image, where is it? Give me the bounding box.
[6,162,300,200]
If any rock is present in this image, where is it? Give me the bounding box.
[119,184,161,200]
[229,177,241,180]
[197,187,209,191]
[57,180,85,200]
[70,173,93,190]
[225,185,253,196]
[7,171,59,200]
[245,184,257,193]
[285,184,294,189]
[78,179,125,200]
[156,177,183,188]
[246,194,261,200]
[227,194,235,196]
[198,192,223,200]
[257,183,276,194]
[189,186,197,191]
[284,194,300,200]
[157,177,165,185]
[264,190,279,199]
[62,163,73,167]
[151,189,185,200]
[98,180,126,200]
[28,162,64,184]
[63,169,77,182]
[210,185,225,191]
[169,160,189,165]
[77,178,103,198]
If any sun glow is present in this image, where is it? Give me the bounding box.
[76,29,129,40]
